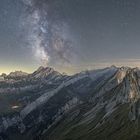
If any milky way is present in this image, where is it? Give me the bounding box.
[21,0,77,67]
[1,0,140,74]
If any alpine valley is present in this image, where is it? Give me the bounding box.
[1,66,140,140]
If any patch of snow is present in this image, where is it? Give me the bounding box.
[12,106,19,109]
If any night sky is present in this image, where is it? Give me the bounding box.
[1,0,140,74]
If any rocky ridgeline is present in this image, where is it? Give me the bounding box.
[1,66,140,140]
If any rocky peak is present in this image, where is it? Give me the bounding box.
[116,67,128,84]
[6,71,28,79]
[1,73,7,77]
[114,67,140,99]
[31,66,61,79]
[36,66,54,73]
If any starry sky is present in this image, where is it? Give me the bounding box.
[1,0,140,74]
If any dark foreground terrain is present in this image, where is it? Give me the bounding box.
[0,66,140,140]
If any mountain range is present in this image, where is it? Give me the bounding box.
[0,66,140,140]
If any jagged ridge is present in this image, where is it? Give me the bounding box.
[1,66,140,140]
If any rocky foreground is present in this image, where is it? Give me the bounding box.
[1,66,140,140]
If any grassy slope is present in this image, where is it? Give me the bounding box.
[41,103,140,140]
